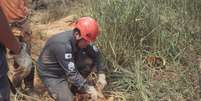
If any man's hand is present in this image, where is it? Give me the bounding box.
[14,42,32,79]
[97,73,107,90]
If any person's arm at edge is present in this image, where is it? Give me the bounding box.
[0,7,21,54]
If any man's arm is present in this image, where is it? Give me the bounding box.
[23,0,28,7]
[0,7,21,54]
[86,44,106,74]
[86,44,107,90]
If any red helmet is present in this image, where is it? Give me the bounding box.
[74,17,100,42]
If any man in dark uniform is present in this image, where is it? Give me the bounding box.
[0,7,32,101]
[38,17,107,101]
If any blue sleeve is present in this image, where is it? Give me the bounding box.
[86,44,106,74]
[0,44,8,78]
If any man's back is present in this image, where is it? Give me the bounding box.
[38,30,76,77]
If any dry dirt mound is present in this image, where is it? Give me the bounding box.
[31,15,76,57]
[32,15,76,39]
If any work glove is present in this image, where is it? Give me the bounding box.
[85,86,99,101]
[97,73,107,90]
[13,42,32,79]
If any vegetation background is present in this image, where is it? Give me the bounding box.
[19,0,201,101]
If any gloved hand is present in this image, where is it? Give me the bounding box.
[13,42,32,79]
[97,73,107,90]
[85,86,99,101]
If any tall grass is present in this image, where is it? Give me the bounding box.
[82,0,201,100]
